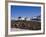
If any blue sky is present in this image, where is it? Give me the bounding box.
[11,5,41,18]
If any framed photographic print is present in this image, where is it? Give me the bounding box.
[8,1,45,35]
